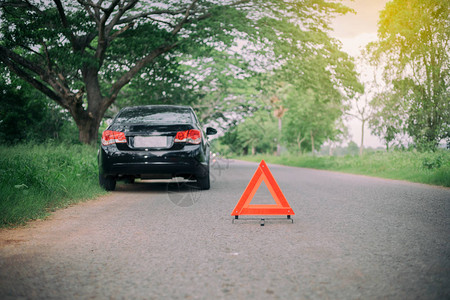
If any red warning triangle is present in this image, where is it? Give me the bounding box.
[231,160,294,216]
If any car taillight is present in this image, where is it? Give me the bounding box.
[174,130,188,143]
[187,129,201,144]
[174,129,202,144]
[101,130,127,146]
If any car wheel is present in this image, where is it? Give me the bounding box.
[197,166,210,190]
[99,174,116,191]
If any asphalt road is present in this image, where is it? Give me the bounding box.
[0,159,449,299]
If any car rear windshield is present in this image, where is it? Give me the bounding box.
[114,106,193,125]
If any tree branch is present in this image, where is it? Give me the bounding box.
[116,0,248,26]
[94,0,121,62]
[53,0,69,28]
[107,42,179,105]
[0,45,77,108]
[105,0,139,35]
[109,22,134,41]
[53,0,79,48]
[0,52,63,105]
[0,0,43,14]
[77,0,100,25]
[76,0,112,14]
[0,45,47,77]
[41,41,52,71]
[146,16,174,28]
[171,0,198,36]
[115,8,189,25]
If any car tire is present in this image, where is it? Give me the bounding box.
[99,174,116,191]
[197,165,210,190]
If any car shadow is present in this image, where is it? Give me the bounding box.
[113,179,204,207]
[113,179,200,194]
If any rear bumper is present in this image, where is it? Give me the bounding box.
[98,144,208,179]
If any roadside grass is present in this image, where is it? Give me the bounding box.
[0,143,106,227]
[236,150,450,188]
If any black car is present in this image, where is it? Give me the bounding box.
[98,105,217,191]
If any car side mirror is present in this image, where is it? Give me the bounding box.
[206,127,217,135]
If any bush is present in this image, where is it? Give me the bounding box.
[422,152,443,169]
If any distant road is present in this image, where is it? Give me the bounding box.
[1,159,449,299]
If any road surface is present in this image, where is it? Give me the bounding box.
[0,159,449,299]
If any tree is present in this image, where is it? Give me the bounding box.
[269,83,290,156]
[0,68,72,144]
[0,0,250,144]
[346,141,359,156]
[183,49,258,125]
[1,0,360,146]
[347,94,372,156]
[263,14,363,155]
[369,88,407,151]
[217,0,363,156]
[282,86,347,155]
[367,0,449,150]
[229,109,278,155]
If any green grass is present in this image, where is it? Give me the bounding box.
[0,143,106,227]
[235,150,450,187]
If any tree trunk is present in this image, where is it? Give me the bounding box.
[77,117,102,145]
[360,119,365,157]
[310,130,315,156]
[276,117,282,156]
[297,132,305,154]
[71,69,109,145]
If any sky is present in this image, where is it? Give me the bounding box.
[330,0,390,148]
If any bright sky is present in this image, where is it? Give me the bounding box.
[330,0,390,148]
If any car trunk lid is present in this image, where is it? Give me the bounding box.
[111,124,194,151]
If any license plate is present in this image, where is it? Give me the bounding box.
[134,136,168,148]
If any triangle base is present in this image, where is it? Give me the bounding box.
[231,160,295,217]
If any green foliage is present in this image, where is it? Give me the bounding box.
[111,57,197,112]
[1,0,361,145]
[0,143,105,227]
[237,150,450,187]
[219,109,278,155]
[368,0,449,150]
[368,90,405,150]
[0,71,76,144]
[282,86,346,153]
[421,152,444,170]
[0,0,262,144]
[214,0,363,155]
[345,141,360,156]
[220,66,360,156]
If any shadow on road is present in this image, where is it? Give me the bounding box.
[113,179,204,207]
[114,179,198,193]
